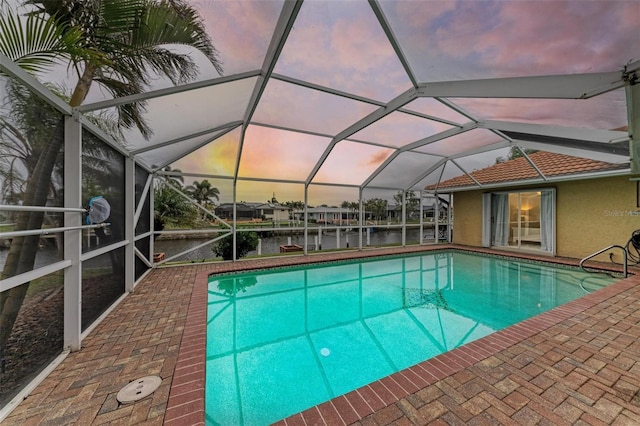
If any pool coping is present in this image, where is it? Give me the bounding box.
[164,244,637,425]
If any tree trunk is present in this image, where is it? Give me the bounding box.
[0,121,64,351]
[0,64,94,352]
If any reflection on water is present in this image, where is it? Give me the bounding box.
[154,228,426,261]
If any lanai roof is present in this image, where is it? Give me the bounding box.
[2,0,639,204]
[430,151,630,191]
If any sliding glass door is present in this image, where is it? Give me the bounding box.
[484,189,554,254]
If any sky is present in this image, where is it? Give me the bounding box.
[3,0,639,206]
[171,0,638,205]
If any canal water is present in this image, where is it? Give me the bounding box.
[154,228,432,262]
[0,228,442,268]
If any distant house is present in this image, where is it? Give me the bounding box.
[215,202,291,223]
[428,151,635,261]
[387,202,449,222]
[258,202,291,223]
[305,206,353,225]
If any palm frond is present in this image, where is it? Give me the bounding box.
[124,0,223,77]
[17,0,223,138]
[93,73,152,138]
[0,11,80,73]
[97,0,146,33]
[117,46,195,85]
[82,109,125,143]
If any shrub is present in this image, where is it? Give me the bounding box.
[154,185,198,228]
[213,231,259,260]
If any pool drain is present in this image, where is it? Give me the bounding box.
[320,348,331,357]
[116,376,162,403]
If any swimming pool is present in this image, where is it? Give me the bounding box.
[205,251,616,425]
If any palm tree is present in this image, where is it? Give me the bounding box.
[162,165,185,189]
[154,182,199,228]
[185,179,219,219]
[0,0,222,351]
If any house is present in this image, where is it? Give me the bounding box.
[305,206,353,225]
[258,202,291,223]
[387,201,449,222]
[215,202,291,223]
[428,151,636,261]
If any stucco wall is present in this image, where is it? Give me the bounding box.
[451,190,484,247]
[451,175,639,261]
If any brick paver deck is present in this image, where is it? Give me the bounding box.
[3,245,640,425]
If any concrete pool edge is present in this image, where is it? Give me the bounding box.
[166,244,638,425]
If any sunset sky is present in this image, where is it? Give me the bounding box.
[7,0,638,206]
[170,0,637,205]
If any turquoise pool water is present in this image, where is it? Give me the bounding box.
[205,251,616,425]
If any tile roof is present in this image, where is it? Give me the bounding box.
[431,151,628,190]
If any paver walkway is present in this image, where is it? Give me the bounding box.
[3,245,640,425]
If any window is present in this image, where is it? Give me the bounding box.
[482,189,555,254]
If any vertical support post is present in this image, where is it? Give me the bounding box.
[419,190,424,245]
[628,82,640,173]
[232,181,237,261]
[401,190,406,246]
[303,185,308,254]
[435,196,440,243]
[64,111,82,351]
[358,188,363,250]
[447,194,453,243]
[124,157,135,292]
[149,175,155,262]
[336,228,340,249]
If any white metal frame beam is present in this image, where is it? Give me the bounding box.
[241,1,302,128]
[79,115,131,157]
[0,52,72,115]
[369,0,418,88]
[306,88,417,185]
[271,73,463,127]
[78,71,261,112]
[152,123,242,171]
[481,120,627,144]
[417,71,625,99]
[130,121,242,155]
[229,2,303,261]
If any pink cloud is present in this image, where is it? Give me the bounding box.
[390,1,457,29]
[274,1,411,100]
[366,150,391,167]
[383,0,639,80]
[314,142,393,185]
[195,1,283,75]
[451,88,628,130]
[474,1,639,74]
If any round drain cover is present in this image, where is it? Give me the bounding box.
[116,376,162,403]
